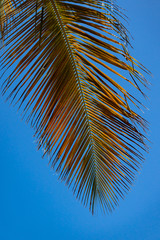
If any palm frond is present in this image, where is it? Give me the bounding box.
[0,0,17,42]
[0,0,149,214]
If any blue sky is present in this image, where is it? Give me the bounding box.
[0,0,160,239]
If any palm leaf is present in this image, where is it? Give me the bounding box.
[0,0,149,214]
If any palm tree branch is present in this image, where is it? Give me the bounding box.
[0,0,149,214]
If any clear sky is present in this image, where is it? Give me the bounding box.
[0,1,160,239]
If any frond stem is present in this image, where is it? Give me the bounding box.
[50,0,99,195]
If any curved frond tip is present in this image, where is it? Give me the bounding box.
[0,0,149,214]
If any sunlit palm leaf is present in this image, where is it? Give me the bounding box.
[0,0,14,41]
[0,0,149,213]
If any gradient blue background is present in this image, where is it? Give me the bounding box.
[0,0,160,239]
